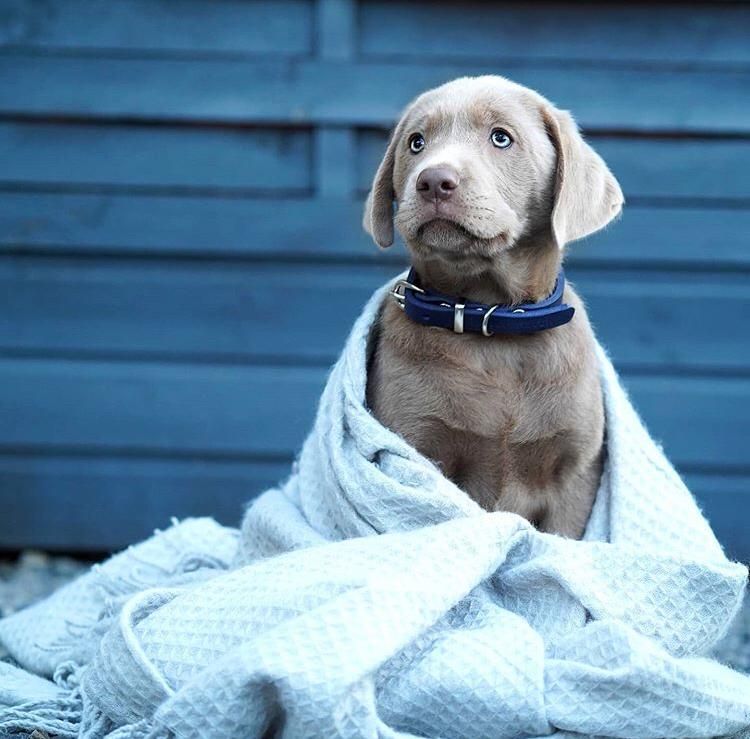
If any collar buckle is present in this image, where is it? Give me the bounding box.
[390,279,424,311]
[481,305,500,337]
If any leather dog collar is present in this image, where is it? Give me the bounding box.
[390,267,575,336]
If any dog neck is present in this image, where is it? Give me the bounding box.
[407,234,562,307]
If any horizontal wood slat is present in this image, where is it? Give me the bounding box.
[1,195,748,267]
[1,260,748,372]
[0,359,322,457]
[0,121,312,192]
[1,358,748,469]
[0,455,745,559]
[360,1,750,66]
[683,473,750,564]
[0,454,285,550]
[5,1,749,69]
[357,130,750,202]
[1,56,748,132]
[3,121,748,201]
[0,0,313,56]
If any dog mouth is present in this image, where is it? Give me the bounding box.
[415,217,507,251]
[417,218,475,242]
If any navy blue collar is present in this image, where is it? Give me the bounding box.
[390,267,575,336]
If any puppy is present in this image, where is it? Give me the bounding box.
[364,76,623,539]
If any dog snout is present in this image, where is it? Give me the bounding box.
[416,166,460,202]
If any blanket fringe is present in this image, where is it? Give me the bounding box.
[0,689,82,738]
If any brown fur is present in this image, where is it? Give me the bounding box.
[363,76,623,538]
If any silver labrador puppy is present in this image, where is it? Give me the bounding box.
[364,75,623,538]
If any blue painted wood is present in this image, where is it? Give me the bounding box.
[315,129,355,196]
[316,0,354,59]
[0,0,747,557]
[315,0,356,196]
[1,358,748,470]
[573,207,750,268]
[0,454,286,551]
[358,130,750,201]
[623,375,750,472]
[685,474,750,564]
[0,0,313,55]
[1,194,749,268]
[360,1,750,65]
[0,359,323,457]
[1,55,748,132]
[0,455,745,557]
[4,121,747,200]
[0,455,744,556]
[0,121,312,192]
[589,138,750,202]
[1,259,749,373]
[5,0,748,68]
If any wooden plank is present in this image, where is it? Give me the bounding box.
[0,358,322,457]
[2,259,749,372]
[573,206,750,268]
[0,193,367,256]
[314,0,356,196]
[0,455,745,558]
[1,55,748,132]
[4,1,748,68]
[360,1,750,66]
[592,137,750,202]
[0,454,286,551]
[623,374,750,472]
[357,130,750,201]
[685,473,750,564]
[0,0,313,56]
[315,129,355,196]
[0,357,748,469]
[1,193,748,268]
[0,120,312,192]
[316,0,355,60]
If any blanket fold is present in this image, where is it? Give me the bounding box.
[1,274,748,739]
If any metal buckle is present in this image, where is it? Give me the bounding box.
[481,304,499,337]
[390,279,424,310]
[482,306,525,336]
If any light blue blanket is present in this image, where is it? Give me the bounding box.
[1,275,749,738]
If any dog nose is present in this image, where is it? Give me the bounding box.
[416,166,459,202]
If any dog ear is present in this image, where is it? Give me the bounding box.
[363,120,406,248]
[542,106,624,248]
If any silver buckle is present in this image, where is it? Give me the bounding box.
[390,279,424,310]
[481,305,499,336]
[482,305,525,336]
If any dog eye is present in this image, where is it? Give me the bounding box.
[490,128,513,149]
[408,133,426,154]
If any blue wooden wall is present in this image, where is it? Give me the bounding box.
[0,0,748,559]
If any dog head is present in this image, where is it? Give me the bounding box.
[363,76,623,275]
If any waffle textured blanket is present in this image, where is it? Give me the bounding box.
[1,275,749,739]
